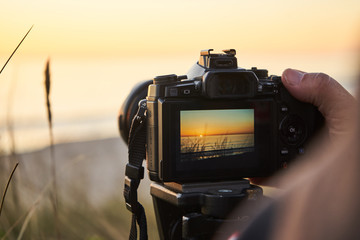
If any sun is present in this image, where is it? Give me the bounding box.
[199,134,203,138]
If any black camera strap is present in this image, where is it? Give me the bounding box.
[123,100,148,240]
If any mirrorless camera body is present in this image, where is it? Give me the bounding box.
[120,49,323,183]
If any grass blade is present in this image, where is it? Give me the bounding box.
[0,25,33,75]
[0,162,19,217]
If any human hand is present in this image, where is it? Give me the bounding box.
[281,69,356,142]
[250,69,357,186]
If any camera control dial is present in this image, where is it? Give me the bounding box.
[153,74,178,85]
[280,114,307,145]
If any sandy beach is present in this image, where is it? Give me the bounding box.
[0,137,157,239]
[14,137,152,204]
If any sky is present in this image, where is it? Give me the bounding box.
[0,0,360,152]
[1,0,360,58]
[181,109,254,137]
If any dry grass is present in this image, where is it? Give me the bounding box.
[0,163,18,217]
[0,138,158,239]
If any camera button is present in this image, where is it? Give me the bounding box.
[169,88,178,96]
[281,161,288,169]
[280,105,288,112]
[298,148,305,154]
[279,114,307,145]
[281,148,289,155]
[183,89,191,95]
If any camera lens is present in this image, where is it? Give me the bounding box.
[118,80,153,144]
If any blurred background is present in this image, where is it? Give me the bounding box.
[1,0,359,152]
[0,0,359,239]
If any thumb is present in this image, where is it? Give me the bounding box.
[282,68,356,141]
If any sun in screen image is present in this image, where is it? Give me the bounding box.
[180,109,255,161]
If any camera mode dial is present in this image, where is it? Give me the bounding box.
[153,74,178,85]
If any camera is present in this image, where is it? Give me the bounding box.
[120,49,324,239]
[119,49,323,183]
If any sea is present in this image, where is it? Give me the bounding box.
[181,133,254,153]
[181,133,255,161]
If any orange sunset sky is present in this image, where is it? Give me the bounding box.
[1,0,360,59]
[181,109,254,137]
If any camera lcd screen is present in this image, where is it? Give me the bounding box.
[160,99,276,181]
[180,109,254,162]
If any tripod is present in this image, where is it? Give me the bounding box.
[150,179,263,239]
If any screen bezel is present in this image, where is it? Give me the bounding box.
[159,98,277,182]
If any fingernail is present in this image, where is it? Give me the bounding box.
[283,69,305,86]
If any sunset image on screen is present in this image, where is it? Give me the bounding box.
[180,109,254,161]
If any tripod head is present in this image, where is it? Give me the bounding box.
[151,179,263,239]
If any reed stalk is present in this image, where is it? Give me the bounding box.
[44,59,61,239]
